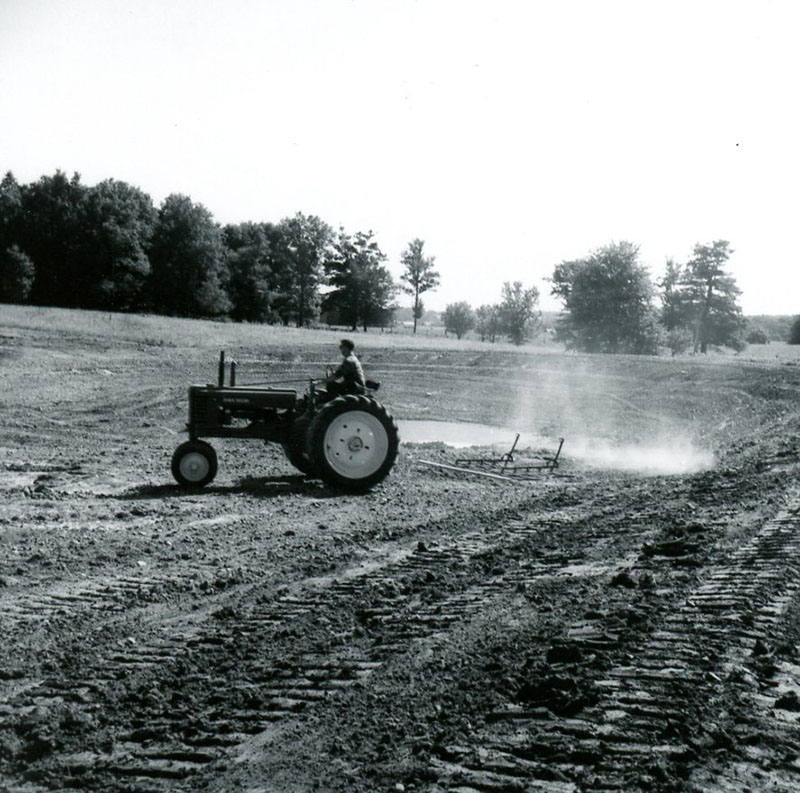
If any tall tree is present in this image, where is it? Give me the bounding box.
[658,258,685,331]
[17,171,88,307]
[443,301,475,339]
[682,240,744,353]
[147,194,231,317]
[551,241,659,354]
[323,229,396,331]
[0,172,22,251]
[475,304,502,342]
[399,238,440,334]
[413,298,425,325]
[498,281,541,345]
[0,245,35,303]
[274,213,332,327]
[80,179,157,310]
[789,316,800,345]
[0,172,26,302]
[224,222,276,322]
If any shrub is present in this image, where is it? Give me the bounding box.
[665,328,693,356]
[746,328,769,345]
[0,245,35,303]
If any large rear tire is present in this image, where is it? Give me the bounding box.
[308,395,399,492]
[172,440,218,487]
[281,416,315,475]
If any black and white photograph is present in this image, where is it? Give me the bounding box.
[2,1,800,790]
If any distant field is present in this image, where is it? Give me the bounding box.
[0,303,563,354]
[4,303,798,363]
[736,340,800,363]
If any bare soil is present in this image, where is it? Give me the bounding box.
[2,310,800,792]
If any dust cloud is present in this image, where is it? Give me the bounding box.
[401,420,713,476]
[562,436,714,475]
[402,358,715,477]
[507,360,715,476]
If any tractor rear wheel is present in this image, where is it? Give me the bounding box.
[308,395,399,491]
[281,416,315,475]
[172,440,218,487]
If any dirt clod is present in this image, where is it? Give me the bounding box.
[774,691,800,711]
[609,571,637,588]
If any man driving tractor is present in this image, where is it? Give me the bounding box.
[325,338,366,396]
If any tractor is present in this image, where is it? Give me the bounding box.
[171,352,399,492]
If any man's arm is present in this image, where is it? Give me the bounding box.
[327,361,348,386]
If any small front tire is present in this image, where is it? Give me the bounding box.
[172,440,218,487]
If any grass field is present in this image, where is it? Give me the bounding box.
[5,302,798,361]
[0,303,563,354]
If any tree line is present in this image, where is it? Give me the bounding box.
[2,171,792,353]
[0,170,443,332]
[440,240,784,353]
[442,282,542,345]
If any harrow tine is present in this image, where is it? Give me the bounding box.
[448,435,566,482]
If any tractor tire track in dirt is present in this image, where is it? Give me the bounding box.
[0,500,644,792]
[0,573,173,627]
[5,318,800,793]
[425,491,800,793]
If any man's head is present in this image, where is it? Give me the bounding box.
[339,338,355,356]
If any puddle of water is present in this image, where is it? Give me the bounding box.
[187,514,244,529]
[399,419,714,475]
[399,420,520,448]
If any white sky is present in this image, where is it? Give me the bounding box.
[1,0,798,314]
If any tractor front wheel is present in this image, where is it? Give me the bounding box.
[308,396,399,491]
[172,440,218,487]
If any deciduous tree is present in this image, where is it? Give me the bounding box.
[0,172,22,251]
[658,258,686,331]
[274,213,332,327]
[789,316,800,345]
[499,281,541,345]
[443,301,475,339]
[400,238,440,334]
[17,171,88,307]
[0,172,28,302]
[80,179,156,310]
[551,241,659,354]
[745,327,769,345]
[324,230,396,331]
[475,304,502,342]
[0,244,35,302]
[148,194,231,317]
[224,222,276,322]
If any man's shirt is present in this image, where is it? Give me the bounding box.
[334,353,365,387]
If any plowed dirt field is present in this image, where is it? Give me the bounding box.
[2,308,800,793]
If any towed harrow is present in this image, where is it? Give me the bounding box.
[419,434,565,482]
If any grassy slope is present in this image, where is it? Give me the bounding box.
[4,303,800,360]
[0,304,562,354]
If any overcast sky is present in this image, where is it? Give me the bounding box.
[2,0,798,314]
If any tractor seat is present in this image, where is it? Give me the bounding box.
[365,379,380,391]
